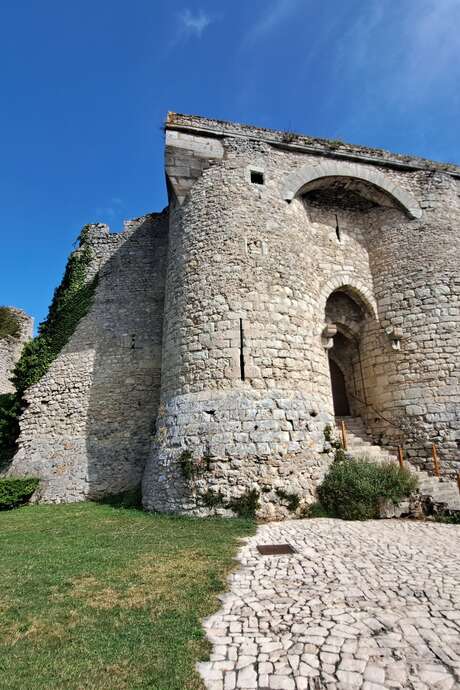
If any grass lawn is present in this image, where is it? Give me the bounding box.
[0,503,254,690]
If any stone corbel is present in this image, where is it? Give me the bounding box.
[385,326,403,351]
[322,324,337,350]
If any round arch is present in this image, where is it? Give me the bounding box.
[319,274,378,321]
[281,160,422,220]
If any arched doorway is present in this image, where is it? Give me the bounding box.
[324,289,370,418]
[329,358,350,416]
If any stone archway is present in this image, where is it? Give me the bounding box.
[324,287,375,419]
[281,160,422,219]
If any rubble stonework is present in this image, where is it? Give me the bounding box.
[0,309,33,394]
[6,114,460,512]
[7,214,168,501]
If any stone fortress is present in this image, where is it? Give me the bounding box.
[3,113,460,516]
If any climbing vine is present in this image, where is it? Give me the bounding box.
[0,229,98,467]
[0,308,21,340]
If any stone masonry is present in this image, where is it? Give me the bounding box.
[199,519,460,690]
[5,113,460,513]
[0,308,33,394]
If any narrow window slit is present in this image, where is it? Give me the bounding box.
[335,214,341,241]
[239,318,246,381]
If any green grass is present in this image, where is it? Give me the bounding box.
[0,503,254,690]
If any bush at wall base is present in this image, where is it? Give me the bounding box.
[0,478,39,510]
[317,457,417,521]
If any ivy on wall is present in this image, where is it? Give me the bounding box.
[0,228,98,467]
[0,307,21,340]
[0,394,21,464]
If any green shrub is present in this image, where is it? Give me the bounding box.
[435,513,460,525]
[178,450,213,481]
[0,477,39,509]
[178,450,195,480]
[202,489,225,508]
[0,394,21,467]
[228,489,260,519]
[317,458,417,521]
[304,502,329,518]
[276,488,300,512]
[0,307,20,339]
[334,447,348,463]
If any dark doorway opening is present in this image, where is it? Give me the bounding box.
[329,357,350,416]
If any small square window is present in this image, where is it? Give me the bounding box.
[250,170,264,185]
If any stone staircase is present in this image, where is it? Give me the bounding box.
[335,416,460,513]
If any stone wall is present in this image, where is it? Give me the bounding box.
[0,308,33,394]
[143,115,459,516]
[7,113,460,513]
[8,213,168,502]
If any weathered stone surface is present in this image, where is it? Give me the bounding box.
[199,519,460,689]
[7,214,168,502]
[5,113,460,507]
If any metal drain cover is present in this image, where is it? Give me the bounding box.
[257,544,296,555]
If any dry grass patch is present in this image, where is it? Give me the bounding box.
[0,503,254,690]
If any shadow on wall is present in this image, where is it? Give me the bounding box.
[82,215,168,499]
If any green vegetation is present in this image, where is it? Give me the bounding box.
[0,503,254,690]
[434,513,460,525]
[0,394,21,465]
[12,232,97,395]
[179,450,213,481]
[0,477,39,509]
[326,138,345,149]
[281,131,297,143]
[201,489,225,508]
[304,502,330,518]
[228,489,260,518]
[179,449,196,480]
[317,457,417,521]
[275,488,300,512]
[0,307,21,339]
[0,229,97,466]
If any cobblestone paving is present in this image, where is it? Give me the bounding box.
[199,519,460,690]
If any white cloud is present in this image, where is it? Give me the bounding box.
[334,0,460,106]
[178,9,213,38]
[243,0,303,45]
[404,0,460,88]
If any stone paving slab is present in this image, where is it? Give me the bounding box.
[198,519,460,690]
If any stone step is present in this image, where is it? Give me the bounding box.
[335,416,460,513]
[335,417,366,427]
[337,426,369,437]
[346,443,394,457]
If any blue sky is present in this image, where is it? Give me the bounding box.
[1,0,459,328]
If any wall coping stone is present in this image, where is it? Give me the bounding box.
[165,112,460,178]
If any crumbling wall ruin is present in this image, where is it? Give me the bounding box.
[7,213,168,502]
[0,308,33,394]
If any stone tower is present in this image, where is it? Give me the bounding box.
[0,308,33,394]
[6,114,460,514]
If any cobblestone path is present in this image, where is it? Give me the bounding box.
[199,519,460,690]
